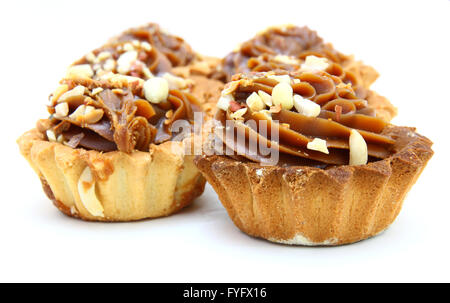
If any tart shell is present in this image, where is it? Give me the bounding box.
[18,129,206,221]
[194,126,433,245]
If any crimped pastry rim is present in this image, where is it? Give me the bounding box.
[194,125,433,245]
[18,128,205,221]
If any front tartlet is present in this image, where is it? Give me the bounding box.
[195,68,433,245]
[18,76,206,221]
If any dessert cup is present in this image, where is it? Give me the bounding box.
[195,68,433,245]
[18,76,206,221]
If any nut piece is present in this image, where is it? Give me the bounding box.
[293,94,321,117]
[230,107,247,120]
[51,84,69,104]
[307,138,329,154]
[349,129,368,165]
[84,106,104,124]
[274,55,300,65]
[163,72,189,90]
[258,90,273,106]
[246,92,265,112]
[217,94,233,111]
[268,74,292,84]
[66,64,94,79]
[272,82,293,110]
[69,105,86,122]
[58,85,86,103]
[77,166,104,218]
[54,102,69,118]
[117,50,138,74]
[300,55,329,72]
[143,77,169,104]
[46,130,57,142]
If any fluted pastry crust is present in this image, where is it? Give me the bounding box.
[18,129,205,221]
[195,126,433,245]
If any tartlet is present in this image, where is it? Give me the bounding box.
[211,25,397,121]
[195,65,433,245]
[18,76,206,221]
[17,23,216,221]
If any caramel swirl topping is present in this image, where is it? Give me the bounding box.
[214,67,395,166]
[214,25,352,83]
[112,23,196,67]
[41,77,201,153]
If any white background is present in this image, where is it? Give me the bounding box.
[1,0,449,282]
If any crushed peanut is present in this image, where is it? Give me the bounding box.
[58,85,86,103]
[307,138,329,154]
[258,90,273,106]
[54,102,69,118]
[349,129,368,165]
[230,107,247,120]
[272,82,293,110]
[246,92,265,112]
[66,64,94,79]
[117,50,138,74]
[217,94,233,111]
[143,77,169,104]
[78,166,104,218]
[293,94,321,117]
[300,55,329,72]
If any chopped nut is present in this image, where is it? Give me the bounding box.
[58,85,86,103]
[112,88,124,95]
[69,105,86,122]
[54,102,69,118]
[103,58,116,72]
[46,130,57,142]
[217,94,233,111]
[163,72,188,90]
[91,87,104,96]
[85,52,97,63]
[307,138,329,154]
[268,74,292,84]
[78,166,104,218]
[123,42,135,52]
[165,109,173,119]
[269,104,282,113]
[142,66,153,79]
[84,106,104,124]
[97,51,111,61]
[66,64,94,79]
[246,92,265,112]
[274,55,300,65]
[51,84,69,103]
[258,90,273,106]
[222,80,240,95]
[117,50,138,74]
[230,107,247,120]
[293,94,321,117]
[143,77,169,104]
[57,134,64,143]
[141,41,152,51]
[272,82,293,110]
[300,55,329,72]
[349,129,368,165]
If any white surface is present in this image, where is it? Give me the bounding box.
[1,0,449,282]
